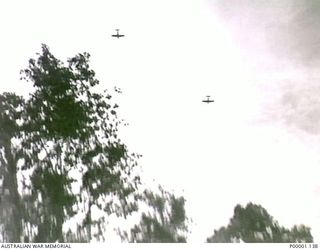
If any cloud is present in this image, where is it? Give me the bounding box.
[210,0,320,67]
[280,78,320,134]
[209,0,320,135]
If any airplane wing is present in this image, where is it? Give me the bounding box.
[111,34,124,38]
[202,100,214,103]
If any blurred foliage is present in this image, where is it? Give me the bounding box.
[207,203,313,243]
[0,44,141,242]
[119,186,190,243]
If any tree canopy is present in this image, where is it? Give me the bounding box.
[0,44,141,242]
[118,186,190,243]
[206,203,313,243]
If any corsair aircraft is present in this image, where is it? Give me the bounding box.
[112,29,125,38]
[202,95,214,103]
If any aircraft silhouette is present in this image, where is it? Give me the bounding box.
[202,95,214,103]
[112,29,125,39]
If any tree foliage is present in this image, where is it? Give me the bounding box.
[0,44,141,242]
[206,203,313,243]
[122,187,189,243]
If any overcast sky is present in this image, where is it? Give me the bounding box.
[1,0,320,242]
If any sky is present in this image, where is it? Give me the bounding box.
[0,0,320,243]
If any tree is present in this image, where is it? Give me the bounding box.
[206,203,313,243]
[0,44,141,242]
[121,186,190,243]
[0,93,25,242]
